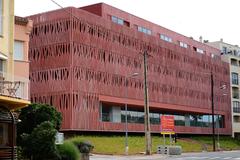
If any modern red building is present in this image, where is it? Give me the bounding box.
[28,3,231,135]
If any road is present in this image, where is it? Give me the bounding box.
[90,150,240,160]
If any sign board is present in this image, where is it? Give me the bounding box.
[55,132,64,145]
[161,115,175,134]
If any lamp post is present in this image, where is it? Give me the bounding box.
[125,72,139,155]
[211,71,227,152]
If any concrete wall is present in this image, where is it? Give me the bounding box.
[14,18,32,100]
[0,0,14,80]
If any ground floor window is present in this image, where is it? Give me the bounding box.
[100,103,224,128]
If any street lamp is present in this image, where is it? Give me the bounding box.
[125,72,139,155]
[211,72,227,152]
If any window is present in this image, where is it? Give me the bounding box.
[111,16,124,25]
[233,101,240,113]
[14,41,24,60]
[197,48,204,54]
[232,87,239,99]
[160,34,172,43]
[231,58,238,66]
[232,72,239,85]
[193,46,204,54]
[0,0,3,36]
[179,41,188,48]
[101,106,111,122]
[222,47,227,54]
[137,26,151,35]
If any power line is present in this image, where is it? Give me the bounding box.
[49,0,82,22]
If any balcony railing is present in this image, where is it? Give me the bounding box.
[0,80,29,100]
[0,71,29,100]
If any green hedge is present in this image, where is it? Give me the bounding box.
[57,141,80,160]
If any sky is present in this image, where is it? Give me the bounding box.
[15,0,240,46]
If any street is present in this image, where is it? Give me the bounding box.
[90,150,240,160]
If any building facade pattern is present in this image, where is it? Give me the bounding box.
[29,4,231,134]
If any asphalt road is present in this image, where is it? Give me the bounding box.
[90,150,240,160]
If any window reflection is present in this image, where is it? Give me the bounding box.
[100,104,224,128]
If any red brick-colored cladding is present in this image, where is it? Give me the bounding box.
[81,3,221,57]
[28,6,231,134]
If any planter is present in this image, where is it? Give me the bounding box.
[81,153,89,160]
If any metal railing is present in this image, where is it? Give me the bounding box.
[0,72,29,100]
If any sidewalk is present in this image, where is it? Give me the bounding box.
[90,154,168,160]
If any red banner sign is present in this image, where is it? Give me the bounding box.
[161,115,175,134]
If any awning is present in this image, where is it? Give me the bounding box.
[0,95,30,111]
[0,51,8,60]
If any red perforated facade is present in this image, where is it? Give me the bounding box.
[28,3,231,134]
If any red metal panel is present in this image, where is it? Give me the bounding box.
[28,4,232,135]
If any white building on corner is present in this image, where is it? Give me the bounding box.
[207,39,240,138]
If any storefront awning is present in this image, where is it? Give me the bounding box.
[0,95,30,111]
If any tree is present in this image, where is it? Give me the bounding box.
[17,103,62,159]
[17,103,62,138]
[21,121,60,160]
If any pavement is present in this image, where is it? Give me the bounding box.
[90,150,240,160]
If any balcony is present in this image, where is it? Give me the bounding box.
[0,80,28,100]
[0,72,29,100]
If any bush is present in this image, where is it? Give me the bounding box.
[72,140,94,153]
[21,121,60,160]
[57,141,80,160]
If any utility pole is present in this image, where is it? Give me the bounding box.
[143,50,151,155]
[211,72,216,152]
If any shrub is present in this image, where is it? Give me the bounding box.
[20,121,60,160]
[57,141,80,160]
[71,140,94,153]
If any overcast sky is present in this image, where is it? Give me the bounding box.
[15,0,240,46]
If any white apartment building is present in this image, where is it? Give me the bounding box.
[207,40,240,138]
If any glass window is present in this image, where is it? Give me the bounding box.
[160,34,172,43]
[222,47,227,54]
[232,72,239,85]
[202,115,210,127]
[233,101,240,113]
[196,48,204,54]
[180,41,188,48]
[138,26,151,35]
[102,106,111,122]
[147,29,151,35]
[0,59,3,73]
[111,16,124,26]
[232,87,239,99]
[174,115,185,126]
[231,58,238,66]
[14,41,24,60]
[0,0,2,36]
[117,18,123,25]
[111,16,118,23]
